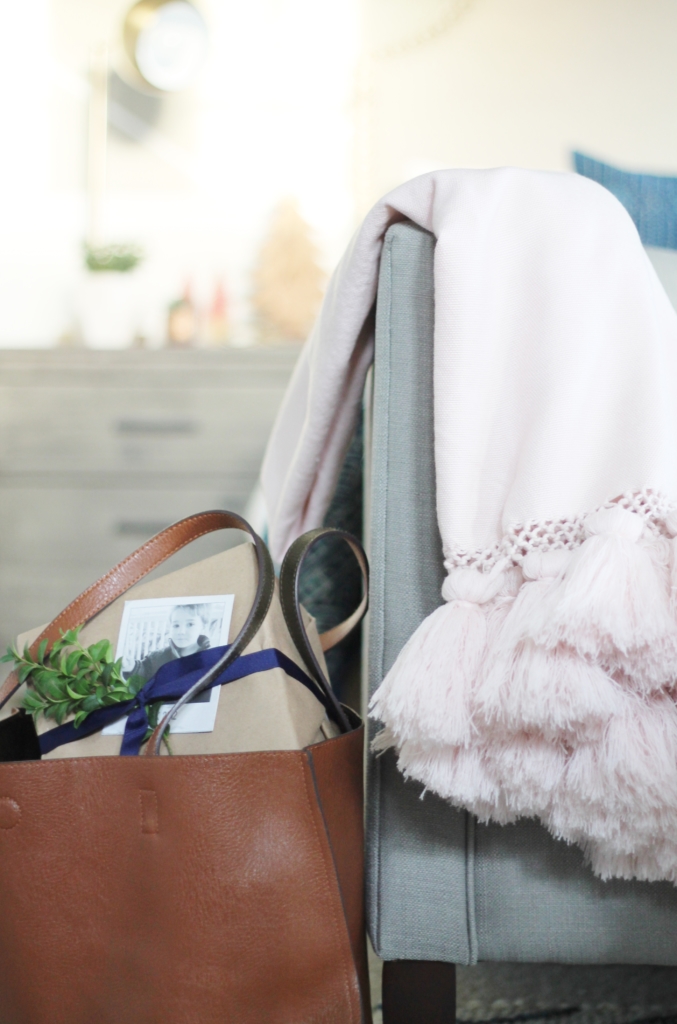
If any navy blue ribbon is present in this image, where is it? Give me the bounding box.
[38,646,329,757]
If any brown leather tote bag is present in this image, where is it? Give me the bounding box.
[0,511,371,1024]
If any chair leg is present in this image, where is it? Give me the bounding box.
[381,959,456,1024]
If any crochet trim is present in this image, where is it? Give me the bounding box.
[446,489,677,570]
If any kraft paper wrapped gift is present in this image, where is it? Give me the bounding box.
[2,542,336,759]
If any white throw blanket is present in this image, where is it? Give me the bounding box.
[261,168,677,884]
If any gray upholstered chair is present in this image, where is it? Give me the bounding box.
[364,221,677,1023]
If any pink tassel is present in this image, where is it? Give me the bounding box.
[586,837,677,884]
[477,638,623,743]
[372,510,677,885]
[394,733,566,824]
[370,602,484,747]
[532,507,676,682]
[483,733,568,819]
[370,562,509,748]
[549,692,677,858]
[395,739,516,824]
[475,548,622,742]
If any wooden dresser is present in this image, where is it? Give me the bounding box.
[0,346,300,659]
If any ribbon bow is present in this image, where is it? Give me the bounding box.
[39,645,326,756]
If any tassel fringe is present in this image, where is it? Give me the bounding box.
[370,501,677,885]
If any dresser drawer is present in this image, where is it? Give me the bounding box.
[0,385,286,475]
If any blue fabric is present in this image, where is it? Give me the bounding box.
[574,151,677,249]
[38,646,326,756]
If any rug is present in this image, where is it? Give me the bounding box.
[369,948,677,1024]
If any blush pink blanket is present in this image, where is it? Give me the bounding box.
[261,168,677,884]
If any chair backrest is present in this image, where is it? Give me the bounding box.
[365,220,677,965]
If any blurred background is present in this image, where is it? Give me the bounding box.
[3,0,677,349]
[3,0,357,347]
[3,0,677,658]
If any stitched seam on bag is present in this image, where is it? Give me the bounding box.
[301,753,360,1024]
[43,516,228,638]
[139,789,159,834]
[51,518,212,621]
[0,748,359,774]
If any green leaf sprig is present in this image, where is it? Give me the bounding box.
[84,243,143,273]
[1,628,145,729]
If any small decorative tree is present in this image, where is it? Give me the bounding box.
[252,200,326,344]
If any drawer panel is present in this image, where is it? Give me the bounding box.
[0,386,286,475]
[0,346,301,390]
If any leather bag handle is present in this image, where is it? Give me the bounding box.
[146,526,369,751]
[144,522,275,755]
[0,511,275,717]
[279,528,369,735]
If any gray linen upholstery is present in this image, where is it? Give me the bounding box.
[366,220,677,965]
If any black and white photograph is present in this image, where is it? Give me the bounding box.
[103,594,234,735]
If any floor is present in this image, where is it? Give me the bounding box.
[369,946,677,1024]
[456,963,677,1023]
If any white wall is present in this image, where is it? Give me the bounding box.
[0,0,359,346]
[358,0,677,210]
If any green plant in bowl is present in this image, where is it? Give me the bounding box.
[85,243,143,273]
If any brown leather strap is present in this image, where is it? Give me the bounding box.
[147,526,366,752]
[319,591,369,653]
[144,523,275,755]
[0,510,273,713]
[279,528,369,735]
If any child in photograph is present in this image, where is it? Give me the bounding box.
[102,595,233,736]
[128,604,211,688]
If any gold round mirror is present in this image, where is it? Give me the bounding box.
[123,0,208,93]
